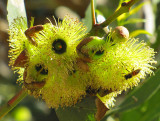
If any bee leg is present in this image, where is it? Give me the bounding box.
[25,25,44,46]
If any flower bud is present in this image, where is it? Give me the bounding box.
[78,36,105,60]
[111,26,129,43]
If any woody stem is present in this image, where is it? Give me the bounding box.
[91,0,96,25]
[0,89,27,119]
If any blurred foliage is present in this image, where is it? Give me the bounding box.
[12,106,32,121]
[0,0,160,121]
[119,88,160,121]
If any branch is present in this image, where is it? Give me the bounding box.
[0,88,27,119]
[100,0,141,27]
[89,0,141,36]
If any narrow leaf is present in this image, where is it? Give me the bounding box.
[130,30,152,37]
[122,18,146,25]
[129,1,149,16]
[119,88,160,121]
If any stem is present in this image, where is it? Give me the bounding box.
[100,0,141,28]
[0,88,27,119]
[91,0,96,25]
[89,0,141,36]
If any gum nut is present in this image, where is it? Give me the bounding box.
[112,26,129,42]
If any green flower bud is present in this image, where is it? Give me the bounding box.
[77,36,105,61]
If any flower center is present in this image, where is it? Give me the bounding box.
[52,39,67,54]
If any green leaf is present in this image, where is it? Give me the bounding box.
[7,0,27,28]
[130,30,152,38]
[119,88,160,121]
[56,97,97,121]
[102,68,160,120]
[122,18,146,25]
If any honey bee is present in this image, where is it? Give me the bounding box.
[124,69,141,80]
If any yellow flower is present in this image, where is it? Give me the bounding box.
[8,16,157,109]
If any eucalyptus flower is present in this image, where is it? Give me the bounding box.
[8,16,157,109]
